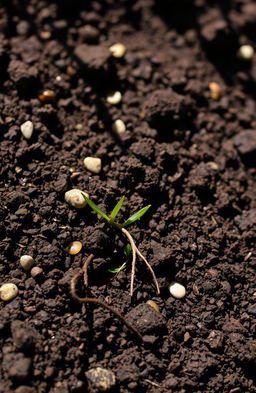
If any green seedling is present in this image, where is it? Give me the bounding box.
[82,193,160,296]
[108,244,131,274]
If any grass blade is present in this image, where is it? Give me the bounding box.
[108,262,127,274]
[81,193,110,222]
[110,196,125,222]
[124,244,132,259]
[121,205,151,228]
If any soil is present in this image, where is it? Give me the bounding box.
[0,1,256,392]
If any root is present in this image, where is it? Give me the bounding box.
[70,257,143,342]
[121,227,160,296]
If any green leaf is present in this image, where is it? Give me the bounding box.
[124,244,132,259]
[109,196,125,222]
[108,262,127,274]
[121,204,151,227]
[81,193,110,222]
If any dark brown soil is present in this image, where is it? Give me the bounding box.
[1,1,256,392]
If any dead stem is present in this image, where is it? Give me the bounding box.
[70,259,143,342]
[121,227,160,296]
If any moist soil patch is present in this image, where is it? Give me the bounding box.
[1,1,256,392]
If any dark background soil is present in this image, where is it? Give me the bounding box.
[0,0,256,392]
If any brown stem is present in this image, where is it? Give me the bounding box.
[70,264,143,341]
[81,253,94,287]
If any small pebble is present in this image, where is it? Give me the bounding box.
[38,90,56,102]
[20,255,34,271]
[68,241,83,255]
[106,91,122,105]
[31,267,43,278]
[109,43,126,58]
[112,119,126,134]
[238,45,254,60]
[206,161,219,171]
[85,367,116,392]
[146,300,160,313]
[169,282,186,299]
[64,189,89,209]
[0,283,19,301]
[209,82,221,101]
[20,121,34,140]
[83,157,102,174]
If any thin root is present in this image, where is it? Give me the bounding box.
[121,227,160,296]
[70,260,143,342]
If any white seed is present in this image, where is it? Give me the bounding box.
[31,266,43,278]
[83,157,102,174]
[109,43,126,58]
[106,91,122,105]
[64,189,89,209]
[169,282,186,299]
[146,300,160,312]
[238,45,254,60]
[0,283,19,301]
[206,161,219,171]
[20,255,34,271]
[20,121,34,139]
[112,119,126,134]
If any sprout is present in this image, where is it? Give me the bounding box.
[81,194,160,296]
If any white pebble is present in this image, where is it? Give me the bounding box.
[106,91,122,105]
[84,157,102,174]
[20,255,34,271]
[20,121,34,139]
[31,266,43,278]
[238,45,254,60]
[0,283,19,301]
[169,282,186,299]
[109,43,126,58]
[64,189,89,209]
[112,119,126,134]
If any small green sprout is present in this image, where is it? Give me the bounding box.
[82,194,160,296]
[83,194,151,228]
[108,262,127,274]
[108,244,131,274]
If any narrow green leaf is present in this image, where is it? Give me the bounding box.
[81,193,110,222]
[109,196,125,222]
[108,262,127,274]
[124,244,132,259]
[121,204,151,227]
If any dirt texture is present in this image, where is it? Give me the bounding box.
[0,1,256,392]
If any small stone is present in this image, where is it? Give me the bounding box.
[20,255,34,271]
[206,161,219,171]
[146,300,160,313]
[106,91,122,105]
[38,90,56,102]
[0,283,19,301]
[30,266,43,278]
[169,282,186,299]
[126,303,165,335]
[209,82,221,101]
[238,45,254,60]
[109,43,126,58]
[64,189,89,209]
[68,241,83,255]
[85,367,116,392]
[20,121,34,140]
[83,157,102,174]
[112,119,126,134]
